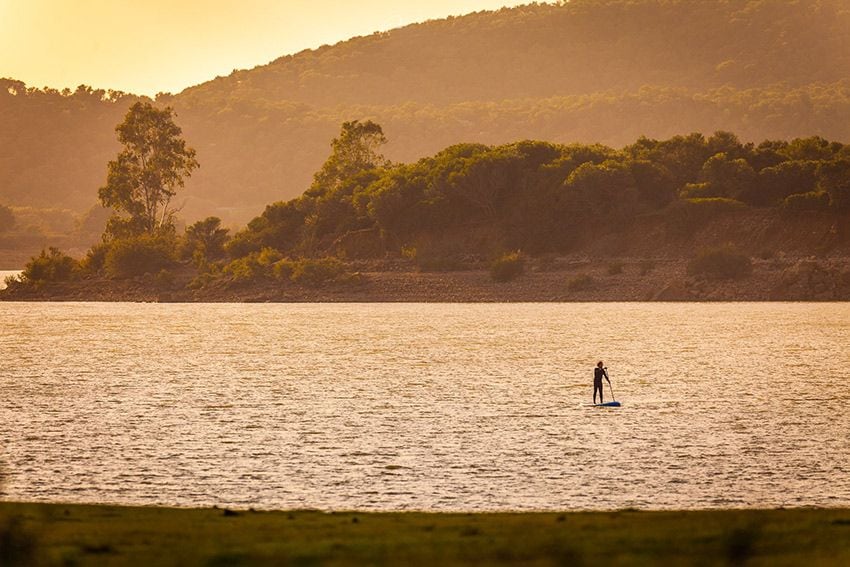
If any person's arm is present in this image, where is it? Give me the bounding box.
[603,368,611,383]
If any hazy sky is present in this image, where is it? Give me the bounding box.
[0,0,529,96]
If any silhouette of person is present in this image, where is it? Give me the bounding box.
[594,361,610,404]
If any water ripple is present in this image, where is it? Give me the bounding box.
[1,302,848,511]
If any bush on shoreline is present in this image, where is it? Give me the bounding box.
[18,247,79,286]
[221,251,351,287]
[104,234,177,279]
[688,245,753,280]
[9,127,850,297]
[286,257,348,285]
[490,251,524,282]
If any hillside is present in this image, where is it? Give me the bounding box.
[181,0,850,106]
[4,127,850,303]
[2,0,850,238]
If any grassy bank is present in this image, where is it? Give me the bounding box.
[2,503,850,565]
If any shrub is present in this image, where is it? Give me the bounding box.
[688,246,752,280]
[272,259,294,281]
[187,272,217,290]
[782,191,830,212]
[400,245,417,260]
[257,247,283,267]
[104,234,177,279]
[567,274,594,291]
[3,273,19,288]
[20,247,79,285]
[182,217,230,267]
[289,257,347,285]
[80,242,110,274]
[223,248,283,283]
[490,251,524,282]
[224,254,263,283]
[224,231,261,258]
[155,269,176,288]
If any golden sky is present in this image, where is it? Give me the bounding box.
[0,0,528,96]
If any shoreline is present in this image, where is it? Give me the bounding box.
[3,256,850,302]
[3,501,849,564]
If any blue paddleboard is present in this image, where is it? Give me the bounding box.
[592,401,621,407]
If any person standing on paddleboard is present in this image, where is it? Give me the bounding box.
[593,361,611,404]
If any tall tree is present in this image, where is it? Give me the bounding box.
[99,102,198,238]
[308,120,390,197]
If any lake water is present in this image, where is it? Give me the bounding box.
[1,302,848,511]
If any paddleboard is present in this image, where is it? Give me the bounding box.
[591,401,621,407]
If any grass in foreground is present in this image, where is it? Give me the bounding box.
[2,503,850,566]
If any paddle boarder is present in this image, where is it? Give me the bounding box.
[593,361,610,404]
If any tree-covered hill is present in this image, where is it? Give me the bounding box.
[182,0,850,106]
[6,125,850,303]
[2,0,850,229]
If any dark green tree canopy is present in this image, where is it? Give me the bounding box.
[309,120,390,197]
[230,126,850,259]
[183,217,230,266]
[98,102,198,238]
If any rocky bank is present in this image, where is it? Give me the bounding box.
[3,255,850,303]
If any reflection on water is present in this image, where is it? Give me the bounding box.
[1,302,848,511]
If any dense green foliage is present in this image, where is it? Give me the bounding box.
[3,0,850,226]
[219,250,349,287]
[18,247,79,285]
[285,257,349,285]
[182,216,229,268]
[226,129,850,262]
[309,120,390,196]
[99,102,198,238]
[7,120,850,292]
[103,234,177,279]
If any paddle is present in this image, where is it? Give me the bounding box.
[605,367,616,402]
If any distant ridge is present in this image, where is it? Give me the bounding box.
[2,0,850,225]
[180,0,850,105]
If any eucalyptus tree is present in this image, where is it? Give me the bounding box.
[98,102,198,238]
[308,120,390,197]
